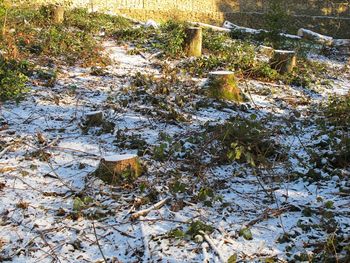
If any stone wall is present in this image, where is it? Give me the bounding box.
[24,0,350,38]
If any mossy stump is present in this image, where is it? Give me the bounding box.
[94,154,143,184]
[184,27,202,57]
[51,5,65,24]
[207,71,243,102]
[270,50,296,74]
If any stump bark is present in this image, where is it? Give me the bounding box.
[207,71,243,102]
[270,50,296,74]
[51,6,65,24]
[94,154,142,184]
[184,27,202,57]
[85,111,103,126]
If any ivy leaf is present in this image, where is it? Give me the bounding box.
[239,227,253,240]
[73,197,84,212]
[228,254,237,263]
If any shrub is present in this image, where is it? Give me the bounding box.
[115,20,188,58]
[64,8,131,35]
[264,0,290,48]
[324,93,350,128]
[319,94,350,168]
[0,57,30,102]
[208,115,282,166]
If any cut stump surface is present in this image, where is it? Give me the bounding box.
[94,154,142,184]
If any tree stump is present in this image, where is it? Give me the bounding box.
[51,6,65,24]
[94,154,143,184]
[85,111,103,126]
[270,50,296,74]
[207,71,244,102]
[184,27,202,57]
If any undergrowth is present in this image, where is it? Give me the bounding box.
[207,115,282,166]
[0,57,31,102]
[0,5,131,101]
[318,94,350,169]
[0,6,130,66]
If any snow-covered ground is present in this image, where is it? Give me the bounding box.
[0,39,349,262]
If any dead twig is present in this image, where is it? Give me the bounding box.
[246,205,292,228]
[92,221,108,263]
[130,197,170,220]
[199,231,225,263]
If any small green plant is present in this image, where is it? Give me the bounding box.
[239,227,253,240]
[73,196,94,212]
[36,68,57,87]
[186,220,214,238]
[153,143,168,162]
[196,187,214,204]
[169,180,187,194]
[167,228,186,239]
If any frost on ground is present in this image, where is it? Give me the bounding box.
[0,39,350,263]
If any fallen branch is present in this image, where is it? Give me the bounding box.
[297,28,334,46]
[0,145,12,159]
[246,205,292,228]
[223,21,262,34]
[223,21,300,40]
[130,197,170,220]
[189,21,230,33]
[199,231,225,263]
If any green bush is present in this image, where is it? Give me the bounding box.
[157,20,187,57]
[313,94,350,169]
[64,8,131,35]
[264,0,290,48]
[324,93,350,127]
[208,115,282,166]
[115,20,187,58]
[0,58,30,102]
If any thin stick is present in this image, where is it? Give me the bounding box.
[92,221,108,263]
[130,197,170,220]
[199,231,225,263]
[0,145,12,159]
